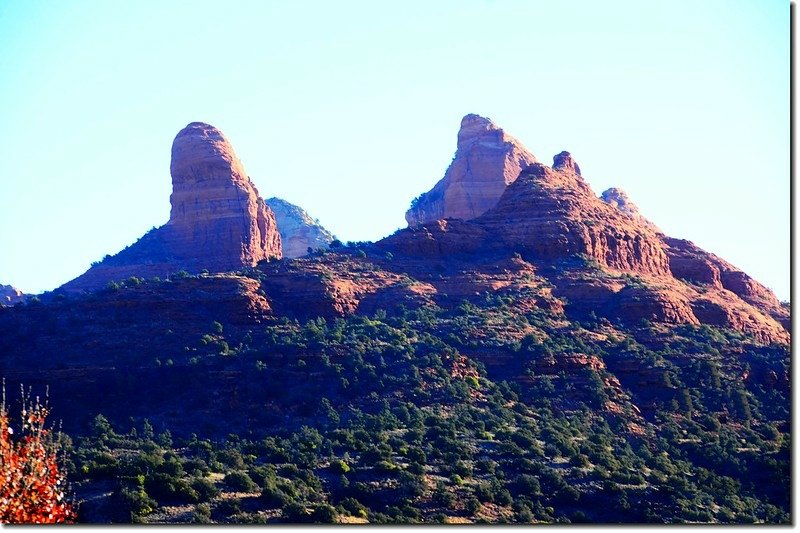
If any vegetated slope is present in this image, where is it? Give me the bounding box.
[0,247,789,524]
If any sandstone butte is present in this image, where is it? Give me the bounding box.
[61,122,282,292]
[382,117,789,344]
[265,197,335,258]
[405,114,538,226]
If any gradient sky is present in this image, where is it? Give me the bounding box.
[0,0,789,299]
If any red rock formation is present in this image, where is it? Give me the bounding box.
[258,254,436,319]
[381,219,487,258]
[371,253,563,317]
[690,289,788,344]
[392,156,672,277]
[477,160,672,276]
[166,122,281,269]
[553,275,700,327]
[61,122,282,292]
[553,151,582,175]
[614,284,699,325]
[552,269,788,344]
[85,274,273,326]
[662,237,789,331]
[405,114,537,226]
[386,115,788,345]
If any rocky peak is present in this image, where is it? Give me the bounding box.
[553,151,581,175]
[169,122,246,190]
[0,284,25,306]
[265,197,335,258]
[405,114,538,227]
[456,114,503,148]
[61,122,282,292]
[600,187,660,233]
[383,124,788,344]
[166,122,281,269]
[477,161,671,275]
[392,157,672,277]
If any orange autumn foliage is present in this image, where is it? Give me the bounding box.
[0,386,75,524]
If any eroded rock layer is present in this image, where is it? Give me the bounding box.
[166,122,281,269]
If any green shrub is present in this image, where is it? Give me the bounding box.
[190,476,219,502]
[248,464,276,487]
[224,470,258,492]
[283,502,311,523]
[190,503,212,524]
[495,489,513,506]
[145,473,199,503]
[116,487,157,519]
[340,497,367,517]
[261,485,292,508]
[465,497,481,515]
[214,498,241,517]
[330,459,350,475]
[375,460,398,473]
[311,504,338,523]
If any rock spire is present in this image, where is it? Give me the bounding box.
[61,122,282,292]
[405,114,537,226]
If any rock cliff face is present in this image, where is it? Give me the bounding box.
[662,237,789,330]
[166,123,281,269]
[480,159,672,276]
[0,284,25,306]
[265,197,335,258]
[61,122,281,292]
[405,114,538,226]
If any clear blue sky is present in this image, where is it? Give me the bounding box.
[0,0,789,300]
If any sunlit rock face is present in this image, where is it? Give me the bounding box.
[61,122,282,292]
[0,284,25,306]
[167,122,282,269]
[405,114,538,226]
[265,197,335,258]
